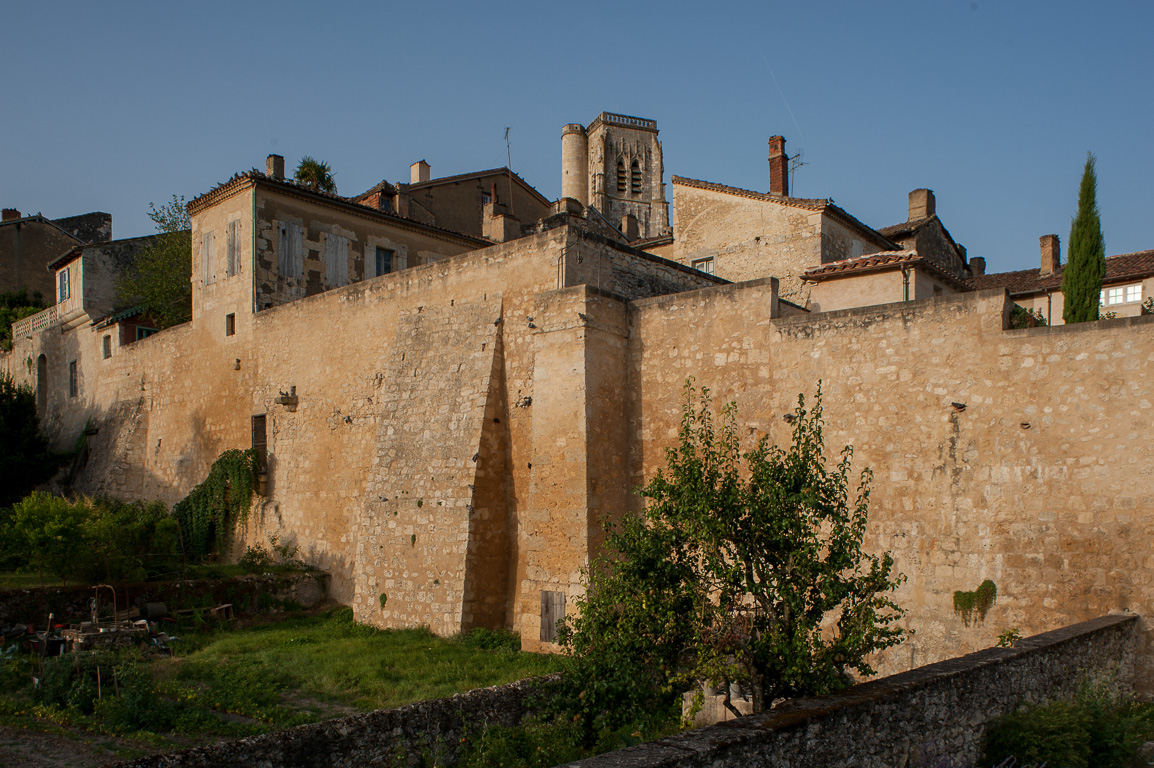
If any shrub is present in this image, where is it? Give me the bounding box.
[172,449,259,560]
[460,628,522,653]
[981,683,1154,768]
[8,492,88,585]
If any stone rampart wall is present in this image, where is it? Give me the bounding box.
[629,286,1154,689]
[561,614,1138,768]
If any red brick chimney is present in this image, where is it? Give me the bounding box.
[2,208,20,221]
[768,136,789,196]
[1040,234,1060,274]
[266,154,285,180]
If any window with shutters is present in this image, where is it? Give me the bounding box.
[277,222,304,279]
[616,160,627,192]
[252,414,268,494]
[226,219,241,277]
[540,590,566,643]
[57,268,70,302]
[631,159,642,195]
[326,233,349,288]
[370,246,404,278]
[201,231,215,285]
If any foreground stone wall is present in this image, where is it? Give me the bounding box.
[115,675,554,768]
[562,614,1138,768]
[629,286,1154,690]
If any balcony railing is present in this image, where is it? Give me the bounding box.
[11,305,59,340]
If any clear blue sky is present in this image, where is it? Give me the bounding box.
[3,1,1151,273]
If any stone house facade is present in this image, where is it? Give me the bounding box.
[0,209,112,300]
[4,113,1154,692]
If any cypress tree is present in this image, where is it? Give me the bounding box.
[1061,153,1106,323]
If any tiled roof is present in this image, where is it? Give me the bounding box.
[971,249,1154,295]
[877,216,932,240]
[407,167,552,207]
[352,179,397,201]
[671,176,897,249]
[803,250,973,292]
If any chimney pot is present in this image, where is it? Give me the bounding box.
[266,154,284,180]
[411,160,431,184]
[908,189,935,220]
[768,136,789,196]
[2,208,21,221]
[1040,234,1060,274]
[970,256,986,276]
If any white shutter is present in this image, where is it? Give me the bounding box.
[202,232,215,285]
[291,224,303,279]
[326,234,348,287]
[364,245,376,279]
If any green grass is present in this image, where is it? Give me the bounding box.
[0,606,564,755]
[165,608,562,713]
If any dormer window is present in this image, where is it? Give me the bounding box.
[631,160,642,195]
[616,161,627,193]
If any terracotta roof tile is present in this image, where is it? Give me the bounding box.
[804,249,973,292]
[971,250,1154,295]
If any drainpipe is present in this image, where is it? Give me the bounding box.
[1046,291,1052,322]
[902,266,911,302]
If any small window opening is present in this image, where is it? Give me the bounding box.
[252,414,268,494]
[616,160,626,193]
[692,257,716,275]
[68,360,78,398]
[225,313,236,336]
[102,335,112,359]
[630,159,641,195]
[136,327,158,341]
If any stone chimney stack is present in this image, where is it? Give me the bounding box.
[266,154,284,180]
[1040,234,1061,274]
[2,208,20,221]
[908,189,935,220]
[768,136,789,196]
[970,257,986,276]
[411,160,431,184]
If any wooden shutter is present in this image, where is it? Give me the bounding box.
[226,220,240,276]
[202,232,215,285]
[540,590,566,642]
[364,245,376,279]
[290,224,303,279]
[326,234,349,287]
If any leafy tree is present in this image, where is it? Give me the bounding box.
[294,156,337,194]
[558,382,907,739]
[116,195,192,329]
[8,492,89,585]
[0,373,61,507]
[80,497,180,582]
[1062,153,1106,324]
[0,289,47,351]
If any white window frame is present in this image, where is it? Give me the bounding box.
[1101,283,1143,306]
[692,257,716,275]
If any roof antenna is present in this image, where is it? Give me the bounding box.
[505,127,512,169]
[789,150,807,196]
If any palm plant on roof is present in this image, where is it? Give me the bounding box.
[294,156,337,194]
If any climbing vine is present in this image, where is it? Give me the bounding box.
[172,449,259,560]
[953,579,997,626]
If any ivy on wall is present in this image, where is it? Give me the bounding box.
[954,579,997,627]
[172,449,259,560]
